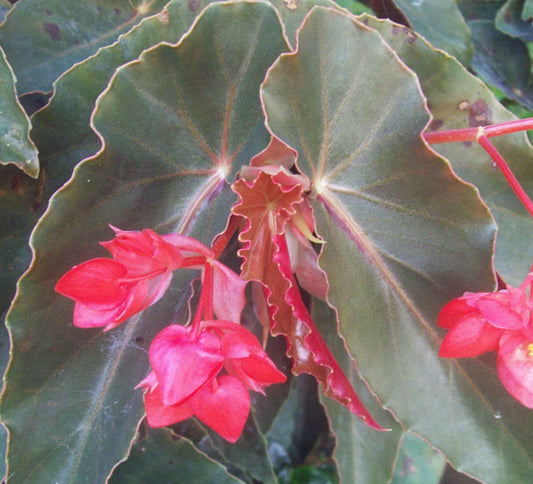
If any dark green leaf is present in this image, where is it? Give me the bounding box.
[30,0,218,209]
[392,0,473,65]
[391,433,446,484]
[495,0,533,41]
[312,299,402,484]
[109,427,244,483]
[0,46,38,177]
[470,19,533,110]
[0,0,168,94]
[457,0,506,21]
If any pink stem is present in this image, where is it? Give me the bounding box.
[477,132,533,218]
[423,118,533,144]
[190,262,214,336]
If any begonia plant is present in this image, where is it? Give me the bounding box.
[1,1,533,483]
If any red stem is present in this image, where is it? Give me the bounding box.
[190,262,214,336]
[476,133,533,218]
[423,118,533,144]
[425,120,533,218]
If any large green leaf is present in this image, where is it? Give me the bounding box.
[0,45,38,178]
[392,0,473,65]
[0,2,288,482]
[262,7,533,483]
[0,0,168,94]
[361,14,533,286]
[109,427,245,483]
[469,19,533,110]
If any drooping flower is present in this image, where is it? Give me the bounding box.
[438,271,533,408]
[55,227,183,330]
[138,320,286,442]
[56,226,247,330]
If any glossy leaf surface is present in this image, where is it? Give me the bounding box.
[262,7,532,483]
[0,3,287,482]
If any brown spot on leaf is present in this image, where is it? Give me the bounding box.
[468,99,492,127]
[406,29,416,44]
[43,22,61,41]
[114,8,121,15]
[392,25,402,36]
[45,9,53,15]
[188,0,199,12]
[429,119,444,131]
[390,24,416,43]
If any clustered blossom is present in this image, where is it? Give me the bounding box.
[138,320,285,442]
[56,226,285,442]
[438,269,533,408]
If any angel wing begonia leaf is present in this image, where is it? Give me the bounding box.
[261,7,532,483]
[0,2,288,481]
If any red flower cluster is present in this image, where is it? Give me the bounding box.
[138,321,286,442]
[55,227,286,442]
[438,271,533,408]
[55,227,183,331]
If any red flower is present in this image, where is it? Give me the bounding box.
[55,227,183,330]
[438,272,533,408]
[138,320,286,442]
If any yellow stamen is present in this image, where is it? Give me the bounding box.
[527,343,533,358]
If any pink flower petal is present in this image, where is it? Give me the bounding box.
[438,313,504,358]
[189,375,250,443]
[142,383,194,428]
[211,260,247,323]
[437,296,481,329]
[161,233,214,259]
[102,227,183,275]
[497,334,533,408]
[476,292,524,330]
[72,302,123,329]
[149,325,224,406]
[55,258,128,307]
